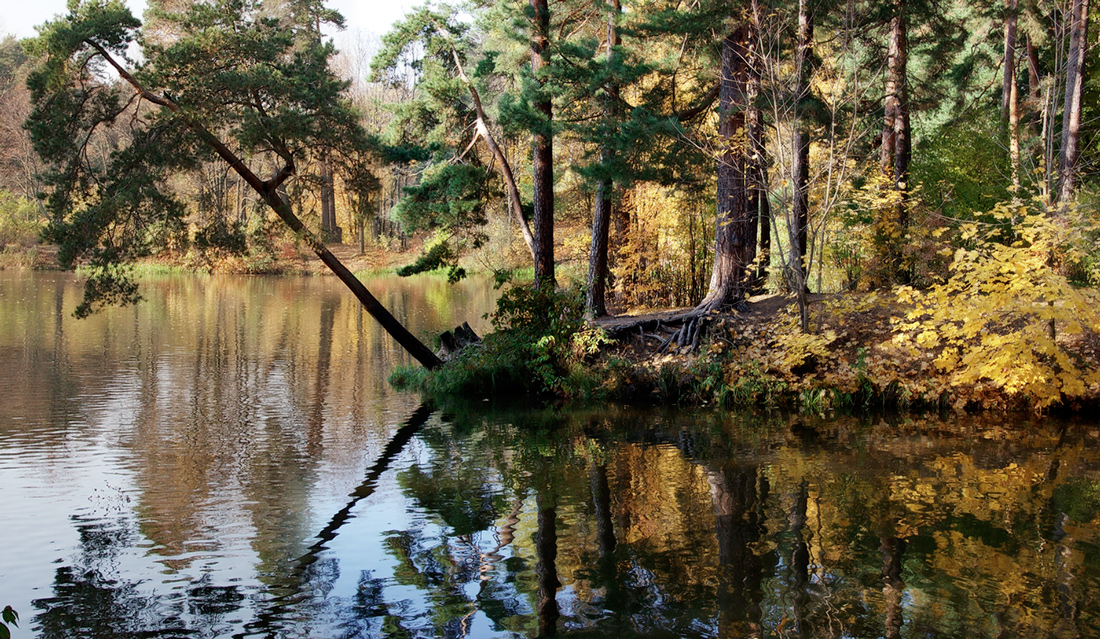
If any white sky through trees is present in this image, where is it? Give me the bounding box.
[2,0,418,47]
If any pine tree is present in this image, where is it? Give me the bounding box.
[697,21,758,312]
[25,0,441,368]
[1057,0,1090,204]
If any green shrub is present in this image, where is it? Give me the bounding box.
[1,605,17,639]
[193,219,248,255]
[401,282,613,401]
[0,191,43,247]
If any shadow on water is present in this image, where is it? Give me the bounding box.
[26,403,1100,638]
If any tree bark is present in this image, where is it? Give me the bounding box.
[586,0,621,319]
[88,41,443,370]
[1027,34,1042,104]
[880,0,910,284]
[745,42,762,292]
[1002,0,1019,119]
[1001,0,1023,193]
[319,152,341,243]
[697,24,755,312]
[1026,34,1045,154]
[531,0,556,287]
[790,0,813,300]
[448,46,537,261]
[748,35,771,293]
[754,159,772,290]
[1009,60,1022,194]
[1057,0,1090,204]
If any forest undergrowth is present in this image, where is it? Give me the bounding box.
[394,208,1100,416]
[394,288,1100,416]
[600,289,1100,415]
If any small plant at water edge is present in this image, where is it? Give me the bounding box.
[1,605,18,639]
[394,283,614,400]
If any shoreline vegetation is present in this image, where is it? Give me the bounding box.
[391,268,1100,416]
[7,233,1100,416]
[4,0,1099,418]
[4,0,1095,415]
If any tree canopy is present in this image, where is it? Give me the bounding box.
[10,0,1100,401]
[25,0,441,367]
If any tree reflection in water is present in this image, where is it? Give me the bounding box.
[28,409,1100,638]
[33,514,236,638]
[707,463,768,637]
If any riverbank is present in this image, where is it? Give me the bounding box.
[398,284,1100,416]
[11,241,1098,414]
[0,241,417,277]
[587,290,1100,414]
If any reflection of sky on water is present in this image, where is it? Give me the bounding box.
[3,271,1100,637]
[1,271,497,637]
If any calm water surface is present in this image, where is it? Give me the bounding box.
[2,271,1100,638]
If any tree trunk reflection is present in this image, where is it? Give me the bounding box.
[535,492,560,636]
[708,464,768,637]
[790,479,811,638]
[881,535,906,639]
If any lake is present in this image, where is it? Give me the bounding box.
[1,270,1099,638]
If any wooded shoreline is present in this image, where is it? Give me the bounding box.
[585,292,1100,415]
[6,244,1099,414]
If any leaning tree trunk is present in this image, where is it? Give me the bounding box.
[447,45,537,262]
[697,24,756,313]
[531,0,556,287]
[88,41,442,370]
[586,0,622,319]
[1057,0,1090,205]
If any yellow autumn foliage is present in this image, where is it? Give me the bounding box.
[892,203,1100,408]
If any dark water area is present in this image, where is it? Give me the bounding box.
[2,271,1100,638]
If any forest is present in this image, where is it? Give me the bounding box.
[0,0,1098,411]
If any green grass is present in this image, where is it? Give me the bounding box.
[75,262,194,276]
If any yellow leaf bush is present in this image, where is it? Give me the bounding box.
[891,204,1100,408]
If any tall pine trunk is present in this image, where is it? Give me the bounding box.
[748,60,771,293]
[531,0,555,287]
[319,150,340,243]
[697,24,755,312]
[1057,0,1090,204]
[586,0,621,318]
[1003,0,1021,193]
[879,0,910,284]
[1002,0,1018,118]
[790,0,813,305]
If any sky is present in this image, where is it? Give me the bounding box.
[1,0,419,46]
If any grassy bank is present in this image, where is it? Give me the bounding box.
[393,283,1100,416]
